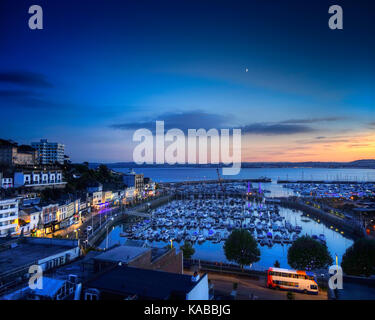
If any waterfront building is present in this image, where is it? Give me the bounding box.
[57,198,81,229]
[19,205,41,235]
[40,203,59,234]
[13,168,65,189]
[0,237,80,297]
[0,139,38,166]
[124,186,137,203]
[111,190,121,206]
[123,169,144,191]
[102,190,113,205]
[0,198,18,237]
[89,190,103,209]
[79,195,91,216]
[31,139,65,164]
[144,177,156,196]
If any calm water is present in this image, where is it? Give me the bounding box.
[99,205,353,271]
[115,167,375,197]
[99,167,371,270]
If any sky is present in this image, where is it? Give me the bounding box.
[0,0,374,163]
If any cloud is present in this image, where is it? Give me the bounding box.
[0,89,57,109]
[280,117,344,124]
[295,137,350,144]
[111,111,318,135]
[110,111,231,132]
[0,71,53,88]
[349,144,370,148]
[241,123,315,135]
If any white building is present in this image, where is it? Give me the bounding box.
[0,198,18,237]
[0,238,80,297]
[14,169,65,188]
[125,187,136,201]
[0,172,13,189]
[31,139,65,164]
[57,198,80,228]
[91,190,103,207]
[19,206,41,234]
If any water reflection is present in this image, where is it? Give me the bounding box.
[99,205,353,271]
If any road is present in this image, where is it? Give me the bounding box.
[51,195,166,241]
[185,271,327,300]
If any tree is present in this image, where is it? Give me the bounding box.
[181,241,195,259]
[287,235,333,270]
[342,238,375,277]
[224,229,260,269]
[274,260,281,268]
[97,164,111,182]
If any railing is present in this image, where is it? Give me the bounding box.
[184,258,265,278]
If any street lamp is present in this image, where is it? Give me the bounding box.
[105,217,115,250]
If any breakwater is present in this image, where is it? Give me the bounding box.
[277,179,375,184]
[160,178,271,186]
[266,198,365,239]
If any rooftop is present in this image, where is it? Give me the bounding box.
[85,265,200,299]
[0,238,78,276]
[19,206,41,215]
[93,245,150,264]
[0,139,17,147]
[1,277,66,300]
[151,247,169,262]
[17,145,36,153]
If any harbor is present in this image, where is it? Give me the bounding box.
[99,187,354,270]
[121,199,303,246]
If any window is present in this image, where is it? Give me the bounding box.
[310,285,318,290]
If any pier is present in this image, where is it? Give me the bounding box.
[266,197,365,238]
[277,179,375,184]
[160,177,272,187]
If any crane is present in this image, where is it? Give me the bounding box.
[216,167,224,192]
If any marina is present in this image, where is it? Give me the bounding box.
[123,199,301,246]
[281,182,375,199]
[99,194,354,270]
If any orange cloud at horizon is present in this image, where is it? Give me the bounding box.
[241,132,375,162]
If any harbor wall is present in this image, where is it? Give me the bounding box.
[160,178,271,186]
[277,180,375,184]
[137,193,174,211]
[184,258,264,279]
[268,198,365,239]
[88,213,132,246]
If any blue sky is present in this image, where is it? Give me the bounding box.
[0,0,374,162]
